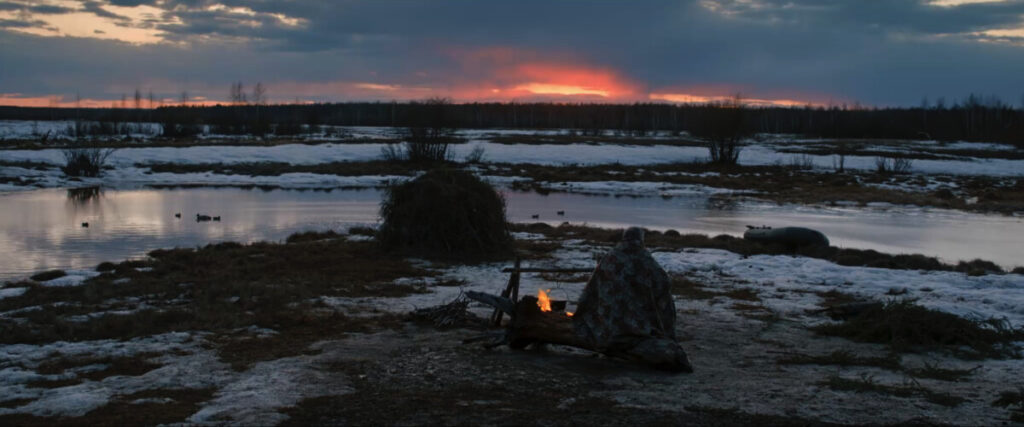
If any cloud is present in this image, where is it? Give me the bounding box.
[0,0,1023,107]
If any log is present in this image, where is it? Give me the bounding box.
[466,291,515,315]
[499,267,593,273]
[508,296,588,349]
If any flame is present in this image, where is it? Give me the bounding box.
[537,289,552,312]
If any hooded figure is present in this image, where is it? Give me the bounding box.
[573,227,678,353]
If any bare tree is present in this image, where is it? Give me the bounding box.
[147,90,155,109]
[180,90,189,106]
[689,94,748,165]
[252,82,266,105]
[134,88,142,110]
[230,81,247,105]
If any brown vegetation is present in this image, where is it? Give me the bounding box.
[378,169,513,261]
[511,223,1005,273]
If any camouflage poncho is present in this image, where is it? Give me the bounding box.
[573,227,676,351]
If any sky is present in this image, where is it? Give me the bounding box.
[1,0,1023,108]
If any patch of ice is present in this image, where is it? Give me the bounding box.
[186,352,352,425]
[40,270,100,287]
[0,287,28,300]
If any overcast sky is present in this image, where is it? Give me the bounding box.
[1,0,1023,107]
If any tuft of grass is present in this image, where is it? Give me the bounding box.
[285,230,342,243]
[26,353,164,388]
[29,270,66,282]
[777,350,902,370]
[816,290,864,307]
[670,276,720,300]
[812,300,1024,359]
[992,388,1024,423]
[956,259,1003,276]
[722,288,760,301]
[906,362,979,382]
[348,226,376,237]
[822,373,964,407]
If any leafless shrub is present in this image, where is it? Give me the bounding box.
[61,145,117,177]
[464,144,487,164]
[689,95,748,165]
[789,154,815,170]
[399,97,459,163]
[875,156,913,174]
[891,157,913,174]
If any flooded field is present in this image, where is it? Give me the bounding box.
[2,186,1021,280]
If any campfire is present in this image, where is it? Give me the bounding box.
[466,228,693,372]
[536,289,571,316]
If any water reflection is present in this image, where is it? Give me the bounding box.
[66,186,102,206]
[704,195,740,211]
[1,187,1022,280]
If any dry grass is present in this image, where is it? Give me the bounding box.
[821,374,965,407]
[212,312,407,371]
[906,362,979,381]
[992,388,1024,423]
[143,160,419,177]
[378,168,513,261]
[0,235,432,345]
[812,300,1024,359]
[776,350,902,370]
[28,270,66,282]
[670,276,721,300]
[512,223,995,273]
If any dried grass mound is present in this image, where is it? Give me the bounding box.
[378,169,512,261]
[813,300,1024,359]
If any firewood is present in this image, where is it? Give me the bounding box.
[468,294,692,372]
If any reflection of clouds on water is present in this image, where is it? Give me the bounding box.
[0,188,383,280]
[2,187,1023,280]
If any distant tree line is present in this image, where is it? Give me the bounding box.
[1,94,1022,145]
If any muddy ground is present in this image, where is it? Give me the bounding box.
[1,229,1022,425]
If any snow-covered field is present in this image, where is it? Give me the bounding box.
[2,140,1022,176]
[1,142,1021,196]
[2,122,1022,180]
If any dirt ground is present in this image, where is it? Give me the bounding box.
[1,231,1022,426]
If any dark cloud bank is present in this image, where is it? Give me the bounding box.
[1,0,1023,106]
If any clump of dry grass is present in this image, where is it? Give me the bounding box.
[378,169,512,261]
[777,350,902,370]
[992,388,1024,423]
[812,300,1023,359]
[29,270,66,282]
[821,373,964,407]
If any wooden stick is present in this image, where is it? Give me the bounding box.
[468,291,515,317]
[500,267,592,273]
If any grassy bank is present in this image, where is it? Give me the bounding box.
[511,223,1011,274]
[133,160,1024,215]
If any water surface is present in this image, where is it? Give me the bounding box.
[1,187,1021,280]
